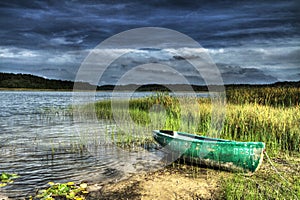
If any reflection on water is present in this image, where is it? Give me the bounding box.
[0,91,207,198]
[0,91,164,198]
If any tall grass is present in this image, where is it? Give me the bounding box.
[77,86,299,199]
[90,89,299,154]
[226,86,300,107]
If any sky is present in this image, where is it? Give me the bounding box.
[0,0,299,85]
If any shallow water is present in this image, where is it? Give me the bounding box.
[0,91,150,198]
[0,91,207,198]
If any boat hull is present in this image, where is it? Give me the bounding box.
[153,130,265,172]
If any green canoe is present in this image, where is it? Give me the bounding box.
[153,130,265,172]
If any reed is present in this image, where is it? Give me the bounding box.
[226,86,300,107]
[91,90,299,154]
[76,86,299,199]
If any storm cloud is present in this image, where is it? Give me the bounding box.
[0,0,299,84]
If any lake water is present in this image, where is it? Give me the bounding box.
[0,91,207,198]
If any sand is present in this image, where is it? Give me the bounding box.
[87,165,224,200]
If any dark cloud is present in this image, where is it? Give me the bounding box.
[0,0,299,84]
[217,64,278,84]
[1,0,298,49]
[94,48,279,85]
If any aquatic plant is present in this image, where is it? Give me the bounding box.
[33,182,89,200]
[0,172,19,187]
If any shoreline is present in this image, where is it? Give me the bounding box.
[0,87,73,91]
[0,88,209,93]
[82,152,300,200]
[86,164,225,200]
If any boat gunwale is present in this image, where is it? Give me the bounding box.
[152,130,266,173]
[153,130,265,147]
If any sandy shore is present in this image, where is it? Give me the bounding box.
[86,165,226,200]
[0,194,9,200]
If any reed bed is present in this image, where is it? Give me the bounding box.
[76,87,299,199]
[89,90,299,154]
[226,86,300,107]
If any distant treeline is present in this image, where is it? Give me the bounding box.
[0,72,299,92]
[0,73,94,90]
[0,73,210,91]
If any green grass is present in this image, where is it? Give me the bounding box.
[89,90,299,154]
[219,153,300,200]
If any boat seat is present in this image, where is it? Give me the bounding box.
[160,130,195,141]
[160,130,174,136]
[174,132,195,141]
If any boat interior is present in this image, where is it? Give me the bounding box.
[159,130,229,142]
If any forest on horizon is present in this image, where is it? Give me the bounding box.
[0,72,299,91]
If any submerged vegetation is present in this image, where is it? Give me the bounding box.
[0,172,19,187]
[76,85,300,199]
[32,182,89,200]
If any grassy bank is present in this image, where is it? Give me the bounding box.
[74,86,300,199]
[81,89,300,154]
